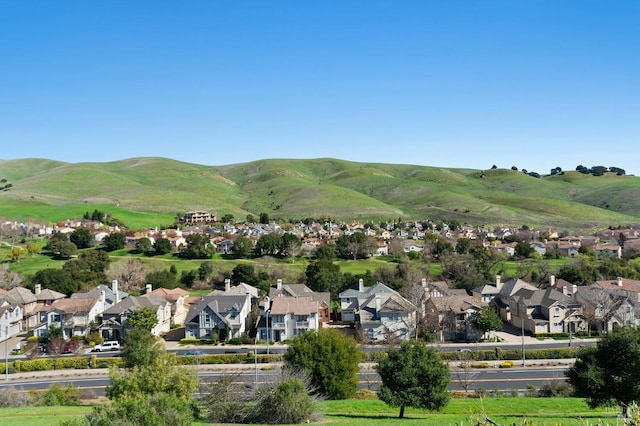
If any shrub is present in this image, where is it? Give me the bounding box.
[38,384,80,406]
[87,392,193,426]
[499,361,514,368]
[353,389,378,400]
[471,362,491,369]
[227,337,243,345]
[0,387,33,407]
[251,378,315,424]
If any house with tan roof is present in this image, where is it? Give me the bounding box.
[268,280,330,326]
[100,295,172,340]
[424,294,486,342]
[33,297,103,339]
[143,285,189,326]
[258,296,322,342]
[594,277,640,303]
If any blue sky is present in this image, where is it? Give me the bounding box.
[1,1,639,175]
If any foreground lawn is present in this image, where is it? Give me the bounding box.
[319,398,620,425]
[0,406,91,426]
[0,398,621,425]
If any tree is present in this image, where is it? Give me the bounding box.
[153,237,172,255]
[8,246,24,262]
[127,307,159,332]
[0,178,12,191]
[282,233,302,262]
[26,242,42,257]
[146,268,178,289]
[70,227,93,249]
[259,211,270,224]
[231,263,258,286]
[314,244,336,261]
[231,235,253,258]
[0,264,22,290]
[305,259,343,295]
[470,306,503,341]
[514,241,534,259]
[56,241,78,259]
[567,326,640,416]
[33,268,77,296]
[376,340,450,418]
[121,327,163,368]
[108,258,148,293]
[254,233,282,256]
[284,328,361,399]
[135,237,152,254]
[180,232,213,259]
[103,232,126,251]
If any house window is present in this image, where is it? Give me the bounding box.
[53,314,61,322]
[295,315,307,322]
[204,314,211,323]
[273,315,285,323]
[553,307,560,317]
[388,313,399,321]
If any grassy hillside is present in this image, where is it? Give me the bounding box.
[1,157,639,230]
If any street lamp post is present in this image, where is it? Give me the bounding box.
[5,325,8,382]
[521,317,526,367]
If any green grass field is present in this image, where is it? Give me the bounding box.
[0,398,620,425]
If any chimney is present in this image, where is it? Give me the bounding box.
[562,286,567,296]
[35,284,42,295]
[495,275,503,291]
[358,278,364,292]
[146,284,152,294]
[225,278,231,293]
[276,279,283,290]
[375,295,381,313]
[617,277,623,287]
[100,290,106,305]
[421,278,427,288]
[549,275,556,287]
[572,284,578,296]
[112,280,120,304]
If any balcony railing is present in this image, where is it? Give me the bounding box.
[295,321,309,328]
[271,322,286,330]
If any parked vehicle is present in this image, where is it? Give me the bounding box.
[183,350,205,356]
[63,341,75,354]
[92,341,120,352]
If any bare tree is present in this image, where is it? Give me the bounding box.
[452,351,481,393]
[108,258,148,293]
[0,264,22,290]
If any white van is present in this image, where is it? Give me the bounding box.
[92,341,121,352]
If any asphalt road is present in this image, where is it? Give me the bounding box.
[0,363,572,396]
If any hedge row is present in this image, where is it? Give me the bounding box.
[440,347,577,361]
[176,354,282,365]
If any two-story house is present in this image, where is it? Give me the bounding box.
[269,280,330,327]
[339,280,416,342]
[33,297,103,339]
[100,295,172,340]
[184,293,252,341]
[6,287,39,329]
[0,297,23,340]
[143,285,189,326]
[575,286,638,333]
[424,294,486,342]
[257,296,321,342]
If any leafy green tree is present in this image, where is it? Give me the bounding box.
[514,241,534,259]
[254,233,282,256]
[180,232,213,259]
[103,232,126,251]
[377,340,450,418]
[8,247,24,262]
[55,240,78,259]
[567,326,640,416]
[259,211,270,224]
[70,227,93,249]
[127,307,159,332]
[231,235,253,258]
[153,237,172,255]
[314,244,337,261]
[231,263,258,286]
[33,268,78,296]
[335,232,376,260]
[284,328,361,399]
[221,213,235,223]
[305,259,343,296]
[25,242,42,256]
[135,237,152,254]
[0,178,12,191]
[197,262,214,281]
[282,233,302,262]
[146,268,178,289]
[122,327,163,368]
[470,306,503,340]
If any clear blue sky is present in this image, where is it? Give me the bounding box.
[1,1,639,175]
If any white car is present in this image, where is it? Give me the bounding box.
[92,341,121,352]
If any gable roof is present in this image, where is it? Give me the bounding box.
[270,284,330,307]
[103,295,168,315]
[36,288,66,302]
[428,295,486,313]
[184,294,249,325]
[6,287,37,304]
[270,296,319,316]
[47,297,100,314]
[595,278,640,294]
[144,287,189,303]
[72,284,128,305]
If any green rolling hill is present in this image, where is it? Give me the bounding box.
[1,157,639,230]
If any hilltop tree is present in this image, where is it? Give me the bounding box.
[305,259,343,295]
[0,178,12,191]
[377,340,450,418]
